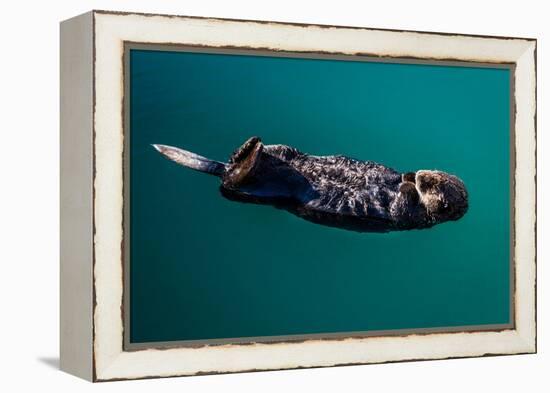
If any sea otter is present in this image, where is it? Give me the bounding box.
[153,137,468,232]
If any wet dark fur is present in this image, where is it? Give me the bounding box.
[220,137,469,232]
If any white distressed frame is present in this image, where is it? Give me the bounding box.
[61,10,536,382]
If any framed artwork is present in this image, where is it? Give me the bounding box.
[60,10,537,381]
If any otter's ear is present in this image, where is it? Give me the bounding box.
[399,181,419,204]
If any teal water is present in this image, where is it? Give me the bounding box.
[129,49,511,343]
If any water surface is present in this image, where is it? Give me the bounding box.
[129,49,511,343]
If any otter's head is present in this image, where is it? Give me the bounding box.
[414,170,468,224]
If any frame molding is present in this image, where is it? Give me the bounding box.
[60,10,536,382]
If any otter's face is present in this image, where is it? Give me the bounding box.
[415,170,468,223]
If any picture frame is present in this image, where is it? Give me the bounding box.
[60,10,537,382]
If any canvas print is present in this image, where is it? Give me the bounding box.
[126,46,512,346]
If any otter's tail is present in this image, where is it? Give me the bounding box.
[152,144,226,177]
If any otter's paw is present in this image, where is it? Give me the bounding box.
[402,172,416,183]
[398,181,420,204]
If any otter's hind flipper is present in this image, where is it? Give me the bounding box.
[223,137,264,188]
